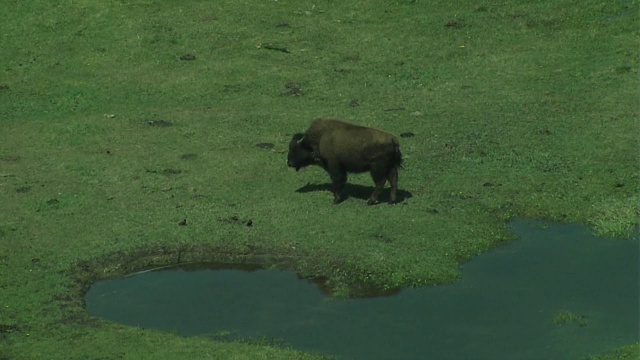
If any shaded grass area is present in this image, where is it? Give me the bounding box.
[1,0,638,358]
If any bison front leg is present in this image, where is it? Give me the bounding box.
[328,168,347,204]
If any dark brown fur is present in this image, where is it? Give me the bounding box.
[287,118,403,204]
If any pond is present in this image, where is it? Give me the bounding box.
[85,220,639,360]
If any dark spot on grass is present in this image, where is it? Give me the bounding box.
[475,6,488,12]
[483,182,494,187]
[147,119,173,127]
[284,81,303,96]
[178,219,187,226]
[223,84,242,93]
[275,23,290,28]
[262,44,290,53]
[163,169,182,175]
[31,258,40,263]
[1,155,21,162]
[539,128,552,135]
[444,20,465,29]
[221,215,253,227]
[180,153,198,160]
[343,54,360,62]
[615,182,625,188]
[222,215,240,224]
[400,132,415,138]
[145,168,182,176]
[334,67,348,73]
[255,143,274,150]
[526,18,562,29]
[349,99,360,107]
[427,208,439,214]
[458,193,478,200]
[46,198,59,206]
[0,83,9,91]
[0,324,20,334]
[615,65,632,74]
[179,53,196,61]
[373,234,393,243]
[16,186,32,193]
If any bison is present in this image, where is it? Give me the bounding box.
[287,118,403,205]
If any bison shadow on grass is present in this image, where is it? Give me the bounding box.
[294,182,412,204]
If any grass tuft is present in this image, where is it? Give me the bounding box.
[590,195,640,238]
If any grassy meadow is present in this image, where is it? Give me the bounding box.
[1,0,638,358]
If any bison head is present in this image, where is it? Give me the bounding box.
[287,133,316,171]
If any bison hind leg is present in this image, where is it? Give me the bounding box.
[388,166,399,204]
[367,178,387,205]
[368,166,390,205]
[368,164,400,205]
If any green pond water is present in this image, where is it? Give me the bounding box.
[85,220,639,359]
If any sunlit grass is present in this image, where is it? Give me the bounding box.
[590,195,640,238]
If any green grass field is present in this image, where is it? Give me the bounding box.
[1,0,638,358]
